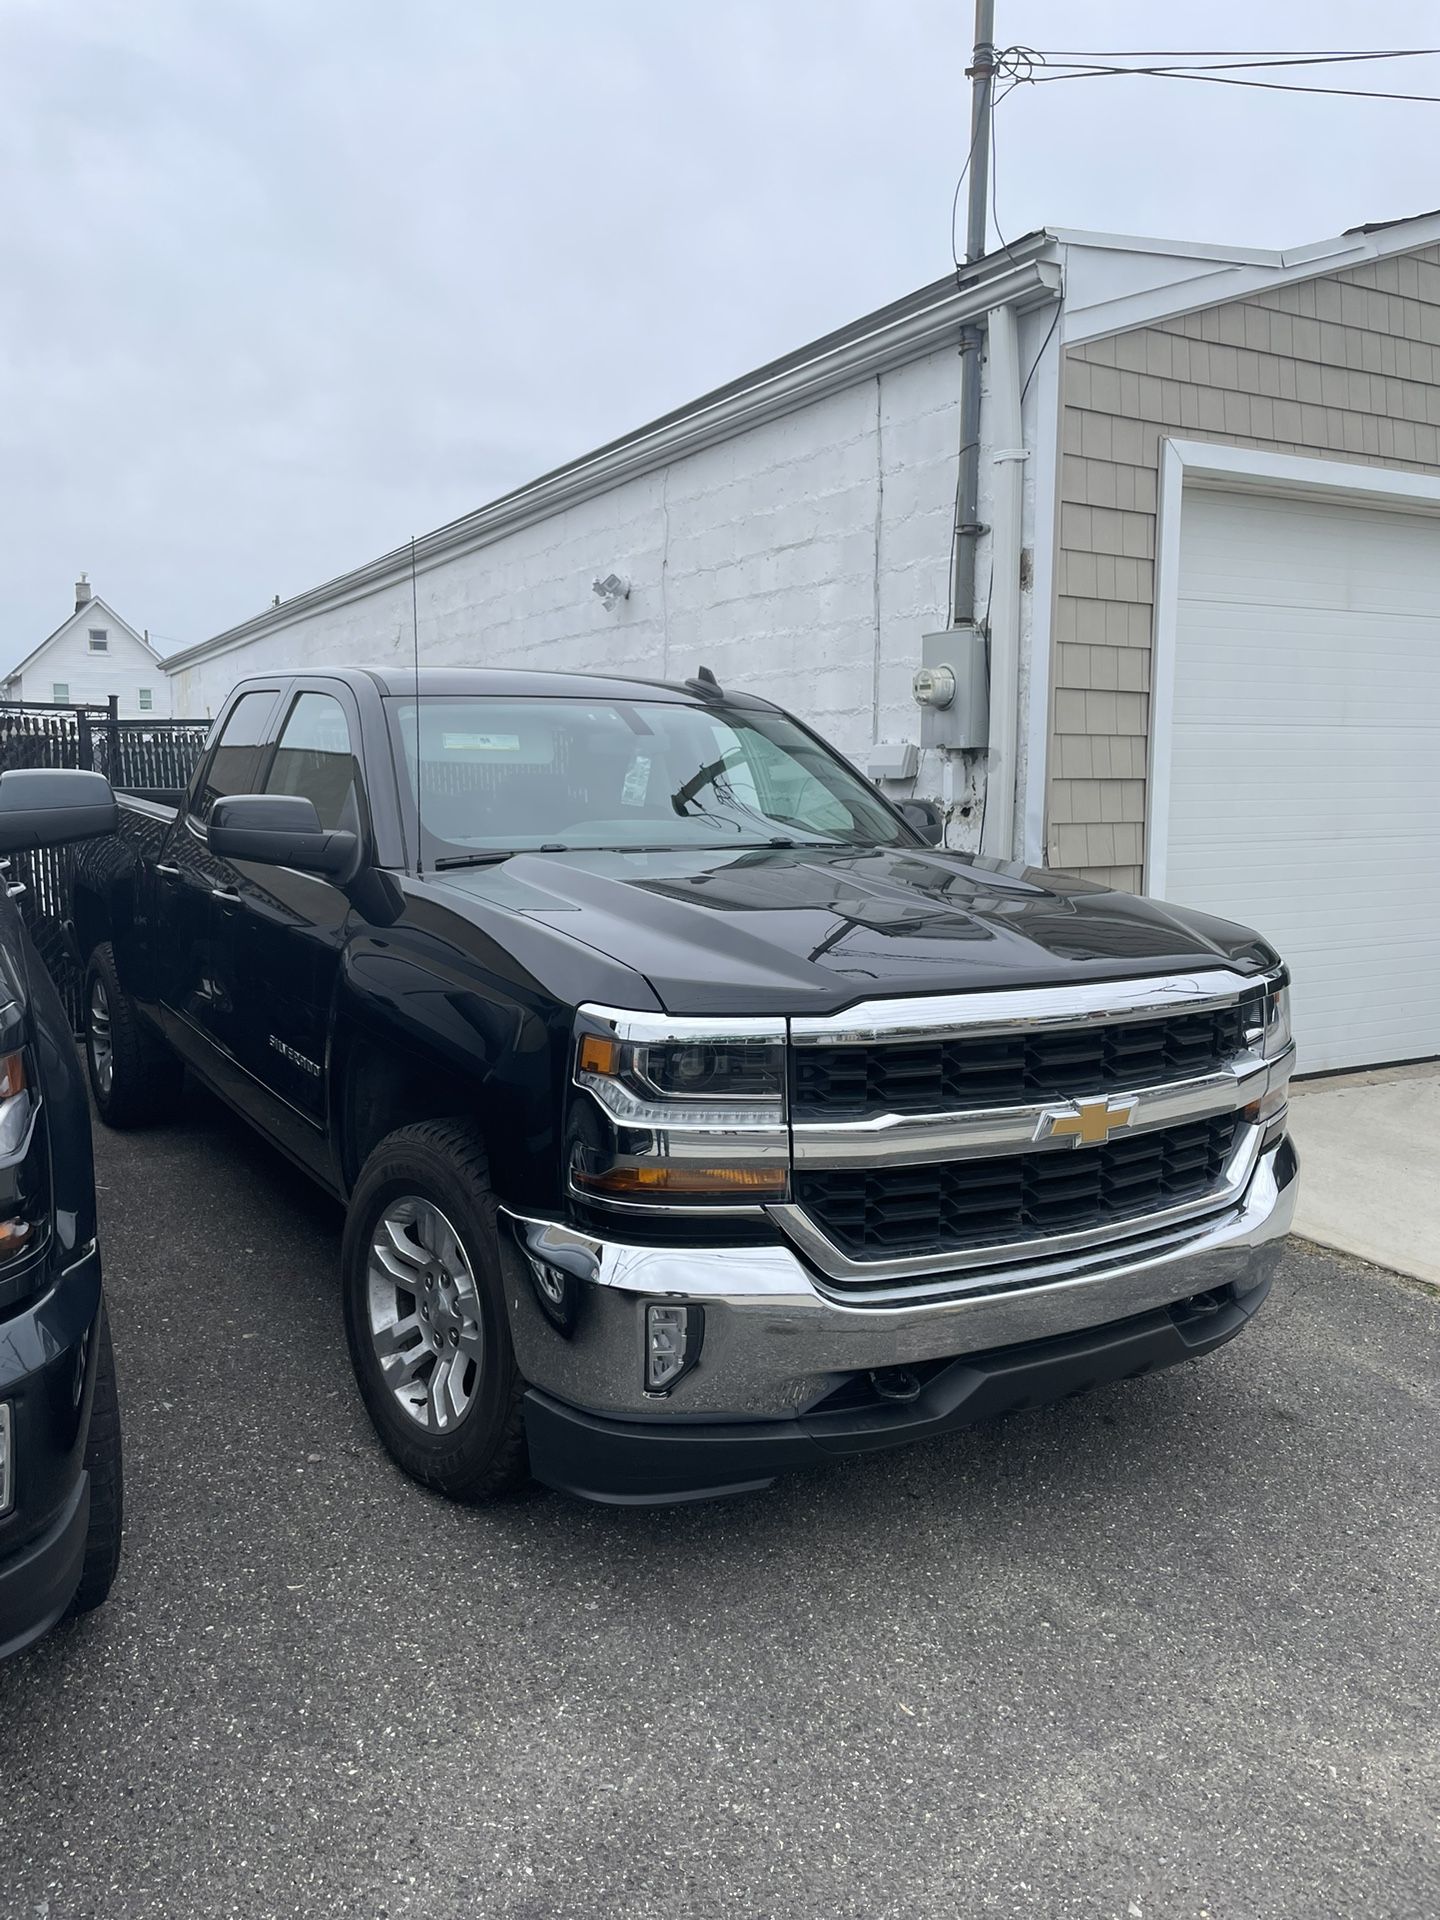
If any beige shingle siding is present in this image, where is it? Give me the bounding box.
[1049,241,1440,892]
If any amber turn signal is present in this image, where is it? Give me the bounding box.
[573,1161,786,1197]
[0,1053,25,1101]
[577,1033,622,1076]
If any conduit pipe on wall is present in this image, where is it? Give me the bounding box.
[979,299,1025,860]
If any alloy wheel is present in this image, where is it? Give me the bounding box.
[366,1197,484,1432]
[88,976,114,1098]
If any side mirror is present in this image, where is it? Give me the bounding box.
[893,797,944,847]
[207,794,358,879]
[0,769,118,855]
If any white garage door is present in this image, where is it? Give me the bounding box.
[1159,484,1440,1074]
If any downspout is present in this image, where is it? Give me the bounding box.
[949,322,986,629]
[978,300,1025,858]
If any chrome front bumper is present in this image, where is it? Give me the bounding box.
[501,1134,1298,1423]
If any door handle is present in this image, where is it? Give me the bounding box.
[211,888,242,905]
[156,864,181,878]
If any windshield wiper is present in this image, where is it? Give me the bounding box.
[432,845,571,870]
[572,837,838,854]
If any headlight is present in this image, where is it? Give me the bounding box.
[0,1050,30,1160]
[1244,980,1294,1130]
[570,1007,788,1205]
[0,1050,36,1258]
[0,1044,46,1310]
[1261,984,1291,1059]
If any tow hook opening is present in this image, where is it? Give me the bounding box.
[868,1366,923,1405]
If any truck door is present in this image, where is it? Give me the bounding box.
[211,687,363,1177]
[155,687,281,1064]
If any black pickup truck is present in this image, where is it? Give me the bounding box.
[71,668,1297,1505]
[0,770,123,1657]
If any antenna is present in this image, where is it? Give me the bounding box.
[683,663,724,702]
[410,535,423,876]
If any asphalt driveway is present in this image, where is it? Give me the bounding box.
[2,1088,1438,1920]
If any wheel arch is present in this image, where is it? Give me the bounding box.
[69,872,114,976]
[334,1034,479,1198]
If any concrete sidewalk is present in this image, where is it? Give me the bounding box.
[1288,1063,1440,1285]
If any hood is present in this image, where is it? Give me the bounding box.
[426,844,1278,1017]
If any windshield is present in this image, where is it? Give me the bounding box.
[386,696,911,862]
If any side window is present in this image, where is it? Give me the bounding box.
[264,692,360,833]
[191,691,278,823]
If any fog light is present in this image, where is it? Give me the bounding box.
[0,1403,12,1516]
[645,1303,702,1395]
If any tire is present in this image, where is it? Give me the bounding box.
[84,942,182,1128]
[341,1121,528,1501]
[70,1309,123,1615]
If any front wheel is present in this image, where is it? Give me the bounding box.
[341,1121,528,1501]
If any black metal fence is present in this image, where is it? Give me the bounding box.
[80,712,212,803]
[0,699,212,1026]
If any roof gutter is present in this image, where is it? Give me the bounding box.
[164,240,1061,675]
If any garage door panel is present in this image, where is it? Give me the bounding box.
[1161,484,1440,1073]
[1169,625,1440,728]
[1178,492,1440,613]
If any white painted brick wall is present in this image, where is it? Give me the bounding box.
[169,318,1057,853]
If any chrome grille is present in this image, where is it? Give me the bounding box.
[778,969,1280,1284]
[791,997,1259,1118]
[792,1114,1241,1265]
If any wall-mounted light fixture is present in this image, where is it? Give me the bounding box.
[592,572,631,612]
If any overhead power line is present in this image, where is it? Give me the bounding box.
[1032,48,1440,63]
[1034,52,1440,76]
[1016,45,1440,103]
[1033,68,1440,104]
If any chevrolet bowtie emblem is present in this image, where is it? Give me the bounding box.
[1039,1095,1137,1148]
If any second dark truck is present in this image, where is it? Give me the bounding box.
[71,667,1297,1504]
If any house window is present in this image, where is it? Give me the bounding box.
[139,688,153,711]
[53,682,69,703]
[88,629,108,652]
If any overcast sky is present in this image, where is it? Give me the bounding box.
[3,0,1438,665]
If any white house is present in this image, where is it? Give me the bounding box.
[163,211,1440,1075]
[5,577,172,718]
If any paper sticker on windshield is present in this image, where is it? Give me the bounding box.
[443,732,520,752]
[621,755,651,805]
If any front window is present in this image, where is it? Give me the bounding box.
[386,696,909,865]
[191,689,278,822]
[264,691,360,832]
[88,629,108,653]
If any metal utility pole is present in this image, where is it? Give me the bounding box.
[950,0,996,627]
[962,0,995,269]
